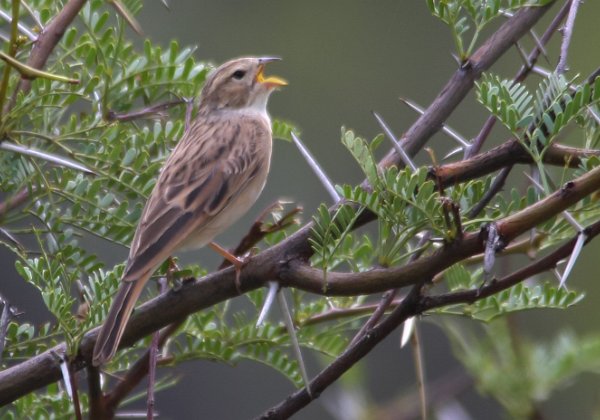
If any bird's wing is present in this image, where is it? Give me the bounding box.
[122,114,271,282]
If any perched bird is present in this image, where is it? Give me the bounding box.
[93,57,286,366]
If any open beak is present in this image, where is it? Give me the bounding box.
[256,58,287,88]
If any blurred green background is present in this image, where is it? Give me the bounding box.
[3,1,600,418]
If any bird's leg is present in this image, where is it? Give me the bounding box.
[209,242,247,293]
[166,257,186,291]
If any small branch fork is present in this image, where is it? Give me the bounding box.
[258,218,600,419]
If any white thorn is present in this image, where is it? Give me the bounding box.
[400,316,416,348]
[59,356,73,400]
[559,232,587,289]
[372,111,417,171]
[256,281,278,327]
[277,288,312,397]
[399,98,471,148]
[1,141,95,175]
[291,132,340,203]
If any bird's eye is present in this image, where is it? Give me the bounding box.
[231,70,246,80]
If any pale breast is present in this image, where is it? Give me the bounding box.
[178,111,272,251]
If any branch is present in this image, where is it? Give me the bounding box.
[218,202,301,270]
[103,319,183,415]
[259,197,600,420]
[2,156,599,406]
[0,51,79,84]
[432,139,599,188]
[556,0,581,74]
[467,166,512,218]
[379,2,555,170]
[11,0,86,100]
[0,186,29,220]
[466,0,572,157]
[0,0,572,408]
[422,219,600,308]
[257,284,426,419]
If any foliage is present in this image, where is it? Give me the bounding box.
[0,0,302,414]
[426,0,553,60]
[433,263,585,321]
[445,320,600,418]
[477,72,600,193]
[1,0,600,418]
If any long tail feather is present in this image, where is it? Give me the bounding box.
[92,274,150,366]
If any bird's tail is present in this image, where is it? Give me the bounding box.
[92,274,149,366]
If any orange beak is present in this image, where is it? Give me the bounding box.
[256,62,287,88]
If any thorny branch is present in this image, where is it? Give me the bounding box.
[556,0,581,75]
[259,218,600,419]
[2,1,600,418]
[11,0,86,101]
[2,126,599,406]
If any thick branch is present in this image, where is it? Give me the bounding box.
[422,219,600,308]
[380,3,555,169]
[2,157,599,406]
[433,139,599,187]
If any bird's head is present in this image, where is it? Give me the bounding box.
[199,57,287,113]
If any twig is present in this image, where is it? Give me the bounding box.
[147,278,167,419]
[261,217,600,419]
[0,296,17,364]
[257,284,426,419]
[423,219,600,308]
[103,319,184,414]
[0,0,21,117]
[410,324,427,420]
[105,99,186,122]
[557,0,581,74]
[0,186,30,220]
[466,0,571,158]
[468,166,512,218]
[301,298,404,326]
[68,361,83,420]
[2,133,600,406]
[11,0,86,103]
[432,138,600,189]
[87,365,106,420]
[0,51,79,84]
[218,202,301,270]
[0,3,582,408]
[379,3,554,170]
[350,233,430,346]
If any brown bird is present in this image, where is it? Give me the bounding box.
[93,57,286,366]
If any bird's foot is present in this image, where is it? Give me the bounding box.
[209,242,250,294]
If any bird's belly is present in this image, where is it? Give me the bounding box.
[178,170,268,251]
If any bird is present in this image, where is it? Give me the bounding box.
[92,57,287,366]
